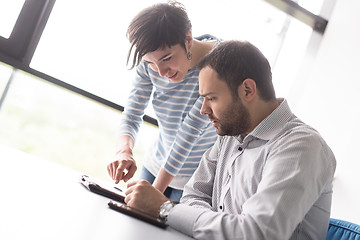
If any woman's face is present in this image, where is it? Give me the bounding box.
[142,44,191,82]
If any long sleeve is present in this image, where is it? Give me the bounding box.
[167,137,221,233]
[119,63,153,141]
[167,99,336,239]
[162,96,217,176]
[180,136,221,208]
[142,62,218,187]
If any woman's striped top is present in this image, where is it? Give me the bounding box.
[119,37,220,189]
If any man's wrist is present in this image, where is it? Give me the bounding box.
[159,200,178,220]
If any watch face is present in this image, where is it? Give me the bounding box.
[159,201,174,218]
[160,207,166,216]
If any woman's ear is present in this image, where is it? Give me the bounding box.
[185,30,193,50]
[238,78,257,102]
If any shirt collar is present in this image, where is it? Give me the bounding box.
[238,98,294,142]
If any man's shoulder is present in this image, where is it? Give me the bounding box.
[282,119,322,141]
[275,118,334,156]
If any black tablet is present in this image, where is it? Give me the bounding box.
[108,200,168,229]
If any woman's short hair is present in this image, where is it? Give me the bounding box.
[127,1,192,69]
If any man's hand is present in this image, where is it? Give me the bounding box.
[125,180,168,217]
[107,151,137,184]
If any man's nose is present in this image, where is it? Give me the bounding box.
[200,99,211,115]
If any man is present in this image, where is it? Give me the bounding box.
[124,40,336,239]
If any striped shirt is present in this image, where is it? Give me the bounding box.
[168,99,337,239]
[119,37,220,189]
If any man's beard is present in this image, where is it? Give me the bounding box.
[209,97,251,136]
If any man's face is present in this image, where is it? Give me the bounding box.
[142,44,190,83]
[199,66,251,136]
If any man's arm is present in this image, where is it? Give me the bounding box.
[125,179,169,217]
[124,137,221,219]
[168,132,336,239]
[179,144,218,209]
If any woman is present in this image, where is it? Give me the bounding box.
[107,1,220,201]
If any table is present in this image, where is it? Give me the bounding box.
[0,144,192,240]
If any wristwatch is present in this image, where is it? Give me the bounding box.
[159,200,177,220]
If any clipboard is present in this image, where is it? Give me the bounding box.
[80,175,125,203]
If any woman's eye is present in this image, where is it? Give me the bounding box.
[148,63,157,71]
[163,56,172,62]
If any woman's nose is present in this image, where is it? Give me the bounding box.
[157,65,168,77]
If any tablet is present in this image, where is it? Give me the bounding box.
[80,175,125,203]
[108,200,168,229]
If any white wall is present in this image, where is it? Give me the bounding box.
[291,0,360,224]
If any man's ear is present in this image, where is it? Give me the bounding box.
[238,78,256,102]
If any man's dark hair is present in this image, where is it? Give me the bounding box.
[198,40,276,101]
[126,1,192,69]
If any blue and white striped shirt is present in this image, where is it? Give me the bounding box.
[119,37,220,189]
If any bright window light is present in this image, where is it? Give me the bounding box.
[0,0,25,39]
[30,0,322,116]
[297,0,324,14]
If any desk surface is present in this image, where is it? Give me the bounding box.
[0,144,192,240]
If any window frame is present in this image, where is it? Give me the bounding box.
[265,0,328,33]
[0,0,329,128]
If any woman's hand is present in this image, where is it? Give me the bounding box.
[107,149,137,184]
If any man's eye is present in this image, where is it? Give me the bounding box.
[163,56,172,62]
[207,97,214,101]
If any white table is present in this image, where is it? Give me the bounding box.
[0,144,192,240]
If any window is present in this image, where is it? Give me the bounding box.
[30,0,325,112]
[0,0,328,184]
[0,0,25,39]
[31,0,155,110]
[0,64,158,186]
[295,0,323,14]
[0,63,13,100]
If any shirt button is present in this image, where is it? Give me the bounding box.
[219,206,223,210]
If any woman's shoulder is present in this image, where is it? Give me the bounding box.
[195,34,221,42]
